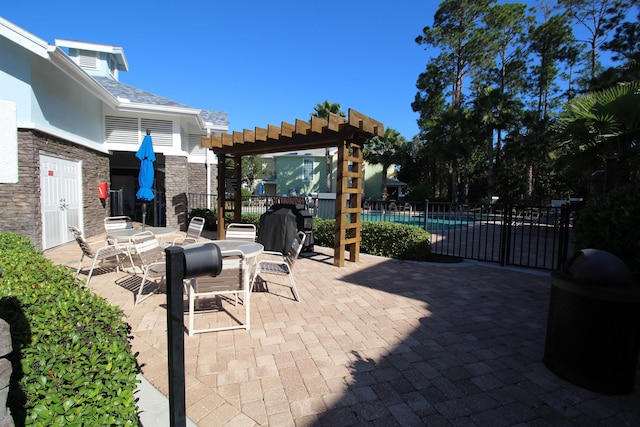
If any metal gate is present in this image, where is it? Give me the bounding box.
[425,202,572,270]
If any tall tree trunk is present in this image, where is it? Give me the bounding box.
[463,158,470,203]
[451,159,459,203]
[526,162,534,202]
[487,129,495,205]
[381,165,389,200]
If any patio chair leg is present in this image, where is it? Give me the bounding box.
[289,274,300,302]
[75,253,85,281]
[86,258,99,286]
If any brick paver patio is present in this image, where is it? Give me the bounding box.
[44,234,640,426]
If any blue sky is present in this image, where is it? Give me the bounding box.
[3,1,445,139]
[2,0,583,141]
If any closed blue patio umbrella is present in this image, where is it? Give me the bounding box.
[136,131,155,229]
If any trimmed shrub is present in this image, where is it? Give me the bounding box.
[312,218,431,261]
[573,183,640,281]
[224,213,260,228]
[0,233,140,426]
[189,208,217,230]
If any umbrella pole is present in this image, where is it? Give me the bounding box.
[141,202,147,231]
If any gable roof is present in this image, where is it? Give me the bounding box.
[55,39,128,71]
[93,76,228,127]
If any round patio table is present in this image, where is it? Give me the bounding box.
[107,226,178,241]
[183,240,264,291]
[209,240,263,257]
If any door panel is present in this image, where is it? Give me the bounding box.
[40,155,82,249]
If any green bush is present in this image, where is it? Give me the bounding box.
[224,213,261,228]
[0,233,140,426]
[573,183,640,281]
[189,208,217,230]
[312,218,432,261]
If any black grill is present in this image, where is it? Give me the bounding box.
[258,203,314,253]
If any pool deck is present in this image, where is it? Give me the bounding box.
[43,231,640,426]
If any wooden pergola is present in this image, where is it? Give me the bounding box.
[201,108,383,266]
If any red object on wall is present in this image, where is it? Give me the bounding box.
[98,182,109,200]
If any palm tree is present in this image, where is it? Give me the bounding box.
[363,128,407,200]
[555,80,640,191]
[312,101,346,192]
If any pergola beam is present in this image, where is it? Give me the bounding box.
[203,108,383,266]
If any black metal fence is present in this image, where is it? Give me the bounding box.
[186,193,310,216]
[188,193,574,271]
[361,200,573,271]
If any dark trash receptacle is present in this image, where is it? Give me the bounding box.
[257,204,314,253]
[544,249,640,394]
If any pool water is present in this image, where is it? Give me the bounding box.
[360,212,468,230]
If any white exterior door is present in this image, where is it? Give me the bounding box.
[40,154,82,249]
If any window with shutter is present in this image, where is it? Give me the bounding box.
[141,118,173,146]
[104,116,174,147]
[302,158,313,182]
[78,50,98,69]
[105,116,137,144]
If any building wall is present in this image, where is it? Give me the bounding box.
[30,56,104,142]
[164,158,217,231]
[275,155,324,197]
[164,156,188,230]
[0,36,105,145]
[0,130,109,249]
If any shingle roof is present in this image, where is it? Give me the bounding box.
[93,76,228,127]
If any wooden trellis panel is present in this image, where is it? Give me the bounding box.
[334,141,364,266]
[216,154,242,239]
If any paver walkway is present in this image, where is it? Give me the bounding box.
[44,235,640,426]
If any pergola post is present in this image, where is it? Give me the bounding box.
[334,140,364,266]
[233,155,242,223]
[217,154,243,238]
[216,154,227,239]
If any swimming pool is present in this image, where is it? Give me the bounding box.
[360,212,469,230]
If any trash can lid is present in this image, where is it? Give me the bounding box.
[564,248,634,288]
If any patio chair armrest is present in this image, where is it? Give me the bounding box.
[261,250,284,257]
[88,238,117,248]
[172,236,198,246]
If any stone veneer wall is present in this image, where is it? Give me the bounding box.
[164,156,188,230]
[0,130,109,250]
[187,161,218,204]
[0,320,14,427]
[163,158,217,232]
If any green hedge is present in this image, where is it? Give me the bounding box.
[193,210,432,261]
[0,233,140,426]
[573,183,640,282]
[312,218,432,261]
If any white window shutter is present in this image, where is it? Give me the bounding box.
[141,119,172,146]
[78,50,98,69]
[105,116,137,144]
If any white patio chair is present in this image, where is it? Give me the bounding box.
[69,226,130,286]
[171,216,205,247]
[103,215,134,231]
[131,231,166,305]
[252,231,306,301]
[225,223,257,242]
[186,249,249,335]
[104,215,135,263]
